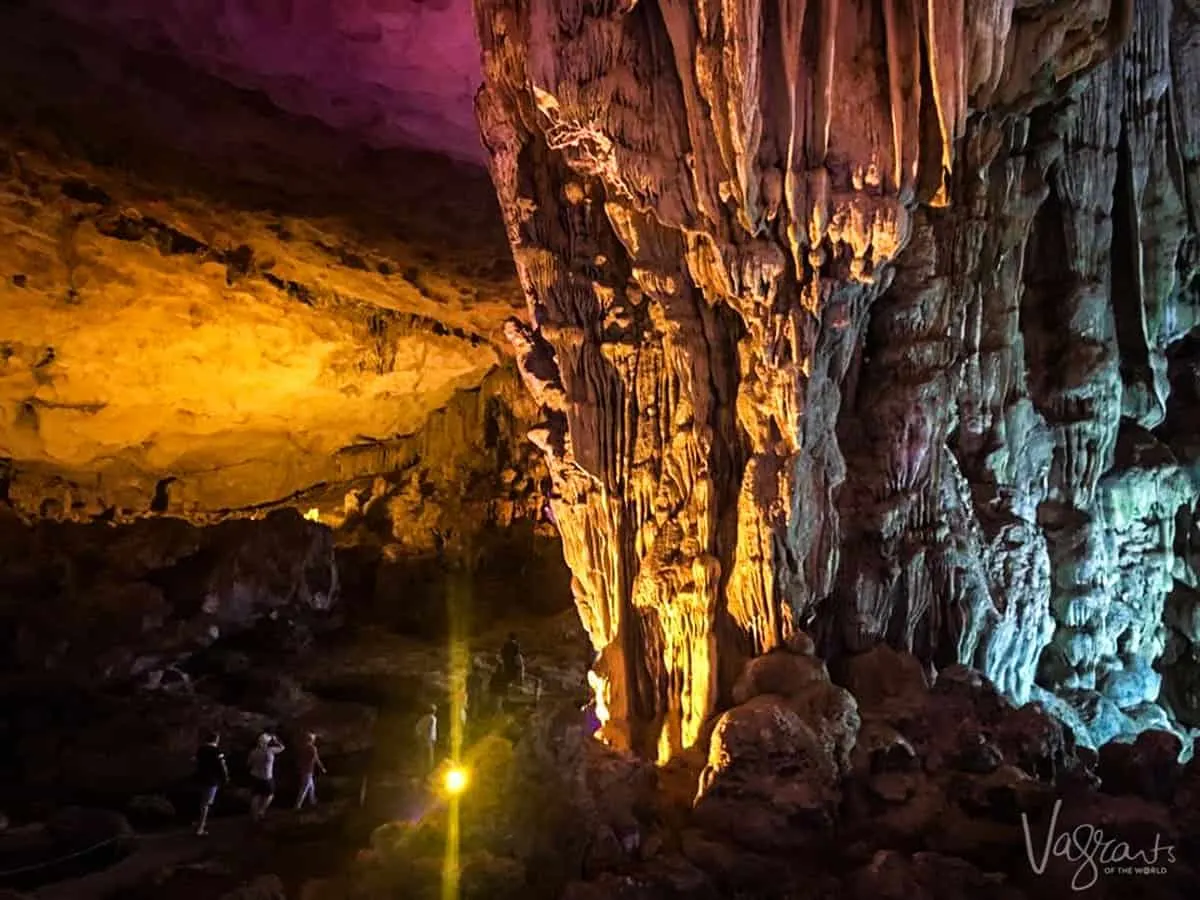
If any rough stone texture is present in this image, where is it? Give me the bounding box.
[51,0,487,165]
[475,0,1200,756]
[0,507,337,684]
[0,1,522,521]
[297,645,1200,898]
[694,642,859,851]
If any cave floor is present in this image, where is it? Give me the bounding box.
[31,806,352,900]
[3,607,593,899]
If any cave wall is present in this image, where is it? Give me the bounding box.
[0,1,573,665]
[0,0,524,519]
[0,363,569,686]
[0,507,337,685]
[474,0,1200,757]
[317,364,571,634]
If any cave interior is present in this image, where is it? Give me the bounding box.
[1,0,1200,898]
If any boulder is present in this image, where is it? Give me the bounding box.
[950,730,1004,775]
[851,721,919,774]
[1097,729,1184,801]
[694,694,841,851]
[731,650,828,705]
[784,679,861,774]
[931,667,1009,725]
[729,647,861,774]
[783,631,816,656]
[992,702,1077,781]
[837,645,929,717]
[679,828,798,896]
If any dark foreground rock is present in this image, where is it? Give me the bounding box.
[320,640,1198,900]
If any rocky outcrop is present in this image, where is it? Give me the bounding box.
[323,365,572,632]
[0,507,337,684]
[0,0,521,520]
[295,647,1200,899]
[475,0,1200,756]
[694,642,859,851]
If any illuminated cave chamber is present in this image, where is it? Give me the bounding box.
[473,0,1200,759]
[0,0,1198,774]
[0,0,569,686]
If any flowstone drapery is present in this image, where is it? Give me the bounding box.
[474,0,1200,759]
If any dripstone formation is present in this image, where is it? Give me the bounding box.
[474,0,1200,759]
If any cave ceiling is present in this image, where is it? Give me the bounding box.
[0,0,513,520]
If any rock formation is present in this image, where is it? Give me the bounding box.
[0,2,570,645]
[474,0,1200,758]
[0,0,517,520]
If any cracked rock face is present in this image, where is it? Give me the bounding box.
[474,0,1200,758]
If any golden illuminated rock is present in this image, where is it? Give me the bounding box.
[474,0,1198,759]
[0,3,523,521]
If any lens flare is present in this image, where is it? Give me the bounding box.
[443,766,469,795]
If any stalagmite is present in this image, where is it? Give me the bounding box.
[473,0,1200,758]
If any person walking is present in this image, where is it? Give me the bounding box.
[294,732,327,809]
[193,731,229,836]
[414,704,438,776]
[247,732,285,821]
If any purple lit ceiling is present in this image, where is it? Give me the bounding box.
[52,0,486,164]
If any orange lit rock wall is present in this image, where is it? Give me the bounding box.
[475,0,1200,757]
[0,3,519,520]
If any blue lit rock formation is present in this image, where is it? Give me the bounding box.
[474,0,1200,757]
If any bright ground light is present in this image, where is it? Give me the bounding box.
[443,765,469,795]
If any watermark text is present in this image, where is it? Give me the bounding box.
[1021,798,1175,891]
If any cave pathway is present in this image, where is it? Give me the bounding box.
[30,813,276,900]
[30,819,242,900]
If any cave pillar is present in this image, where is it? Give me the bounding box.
[473,0,1136,760]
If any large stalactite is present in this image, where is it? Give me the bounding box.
[473,0,1200,759]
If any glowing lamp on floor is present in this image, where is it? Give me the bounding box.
[442,766,469,796]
